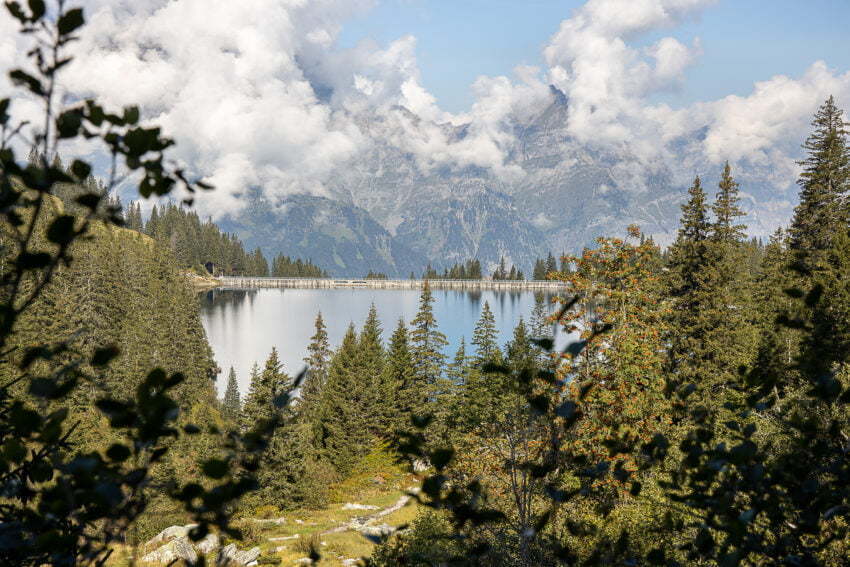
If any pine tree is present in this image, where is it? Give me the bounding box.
[241,349,290,430]
[317,324,372,474]
[447,338,470,386]
[545,252,557,275]
[301,312,331,406]
[222,367,241,422]
[667,176,711,298]
[805,230,850,375]
[789,96,850,274]
[471,301,501,365]
[384,318,419,432]
[712,162,747,244]
[670,165,757,413]
[532,259,546,281]
[358,304,386,433]
[410,282,448,390]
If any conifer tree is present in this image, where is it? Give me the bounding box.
[789,96,850,274]
[410,282,448,389]
[545,252,557,275]
[358,304,386,433]
[471,301,501,365]
[241,349,290,430]
[384,318,418,432]
[670,165,757,412]
[222,367,241,422]
[317,324,372,474]
[301,312,331,406]
[667,176,710,298]
[532,259,546,281]
[750,229,801,390]
[447,338,470,386]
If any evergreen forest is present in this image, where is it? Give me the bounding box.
[1,3,850,567]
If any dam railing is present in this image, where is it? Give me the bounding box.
[216,276,565,291]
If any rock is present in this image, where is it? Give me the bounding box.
[359,523,395,538]
[268,535,299,541]
[141,536,198,564]
[273,546,287,552]
[412,459,429,472]
[294,558,313,565]
[341,560,360,566]
[248,517,286,525]
[342,503,379,511]
[196,533,220,555]
[145,524,198,549]
[216,544,238,566]
[216,544,261,566]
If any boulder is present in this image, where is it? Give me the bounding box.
[216,543,261,566]
[196,533,220,555]
[359,523,395,538]
[141,536,198,564]
[144,524,198,549]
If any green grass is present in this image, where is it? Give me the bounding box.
[109,446,420,566]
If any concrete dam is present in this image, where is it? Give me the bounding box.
[216,276,566,291]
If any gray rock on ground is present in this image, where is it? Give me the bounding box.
[342,503,379,511]
[140,537,198,564]
[216,543,261,566]
[195,533,220,555]
[145,524,198,548]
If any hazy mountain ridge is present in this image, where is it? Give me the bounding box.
[224,87,796,276]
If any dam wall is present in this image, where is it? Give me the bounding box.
[217,276,565,291]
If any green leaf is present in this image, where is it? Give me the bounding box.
[0,98,10,125]
[430,448,454,470]
[202,459,229,479]
[76,192,101,210]
[9,69,44,95]
[122,105,140,125]
[57,7,84,35]
[47,215,76,245]
[91,345,119,366]
[27,0,44,19]
[17,252,51,268]
[70,159,91,180]
[5,2,27,23]
[106,443,131,462]
[56,109,82,138]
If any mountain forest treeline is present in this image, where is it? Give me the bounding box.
[125,201,327,278]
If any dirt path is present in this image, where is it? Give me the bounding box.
[322,493,414,535]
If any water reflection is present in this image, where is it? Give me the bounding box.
[200,287,566,395]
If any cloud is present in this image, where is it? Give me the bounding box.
[3,0,850,226]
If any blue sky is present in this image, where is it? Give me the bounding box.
[339,0,850,113]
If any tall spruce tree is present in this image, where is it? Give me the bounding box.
[358,304,387,433]
[789,96,850,274]
[471,301,501,365]
[241,349,290,430]
[667,176,711,302]
[222,367,241,422]
[384,318,418,433]
[317,324,372,474]
[675,164,757,411]
[410,282,448,390]
[301,311,331,409]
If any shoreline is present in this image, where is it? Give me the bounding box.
[213,276,565,291]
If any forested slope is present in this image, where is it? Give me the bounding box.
[1,195,224,537]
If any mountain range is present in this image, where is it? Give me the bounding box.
[218,87,795,277]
